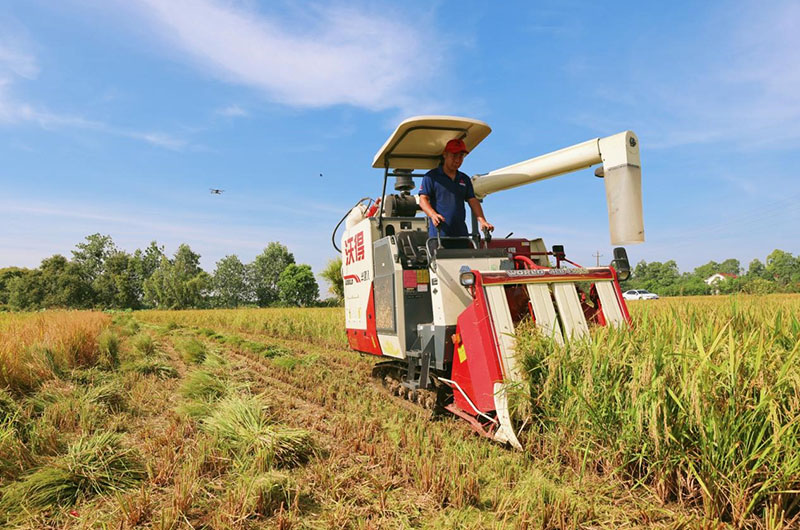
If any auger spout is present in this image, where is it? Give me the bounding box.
[472,131,644,245]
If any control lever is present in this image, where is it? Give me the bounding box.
[482,227,492,245]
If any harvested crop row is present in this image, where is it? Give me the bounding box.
[159,323,694,528]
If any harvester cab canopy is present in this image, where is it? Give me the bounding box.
[372,116,492,170]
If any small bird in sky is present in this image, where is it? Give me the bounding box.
[210,188,224,195]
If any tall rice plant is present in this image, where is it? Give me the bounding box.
[516,295,800,526]
[0,311,109,393]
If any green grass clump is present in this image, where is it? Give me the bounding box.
[272,355,301,371]
[131,333,157,356]
[272,352,317,371]
[0,432,145,516]
[244,341,290,358]
[25,380,127,437]
[201,395,315,470]
[0,413,33,482]
[122,319,140,337]
[0,389,25,433]
[83,382,127,414]
[178,338,207,364]
[217,471,297,522]
[202,351,227,369]
[222,335,244,349]
[96,329,120,368]
[125,358,178,379]
[198,327,218,337]
[179,370,227,402]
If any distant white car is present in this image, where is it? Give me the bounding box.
[623,289,660,300]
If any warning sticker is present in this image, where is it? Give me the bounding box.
[457,344,467,364]
[416,269,429,283]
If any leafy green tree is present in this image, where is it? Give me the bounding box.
[248,243,295,307]
[673,274,710,296]
[718,258,741,275]
[130,241,166,307]
[765,249,799,289]
[7,269,45,310]
[277,264,319,307]
[143,256,171,308]
[42,255,93,308]
[741,277,777,295]
[94,251,141,309]
[319,257,343,304]
[143,244,211,309]
[629,260,681,293]
[71,233,117,283]
[6,256,91,309]
[692,260,720,280]
[135,241,165,279]
[0,267,25,306]
[746,259,767,279]
[213,254,249,308]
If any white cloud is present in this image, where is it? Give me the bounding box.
[129,0,441,111]
[0,94,188,150]
[0,78,187,150]
[0,18,187,150]
[0,15,39,80]
[217,104,248,117]
[0,43,38,79]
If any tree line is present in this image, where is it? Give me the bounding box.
[0,234,344,311]
[621,249,800,296]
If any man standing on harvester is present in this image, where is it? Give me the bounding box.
[418,138,494,242]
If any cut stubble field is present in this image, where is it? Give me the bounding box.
[0,295,798,528]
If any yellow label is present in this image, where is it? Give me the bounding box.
[457,344,467,364]
[382,339,401,357]
[416,269,429,283]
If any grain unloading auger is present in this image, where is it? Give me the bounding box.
[333,116,643,449]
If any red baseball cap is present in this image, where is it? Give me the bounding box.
[444,138,469,154]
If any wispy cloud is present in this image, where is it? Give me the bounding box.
[128,0,442,112]
[0,21,187,150]
[0,43,38,79]
[216,104,248,117]
[0,92,188,150]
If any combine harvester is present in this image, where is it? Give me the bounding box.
[333,116,643,449]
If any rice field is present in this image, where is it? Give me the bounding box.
[0,294,798,528]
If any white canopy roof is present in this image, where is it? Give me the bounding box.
[372,115,491,170]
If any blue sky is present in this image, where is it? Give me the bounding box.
[2,1,799,290]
